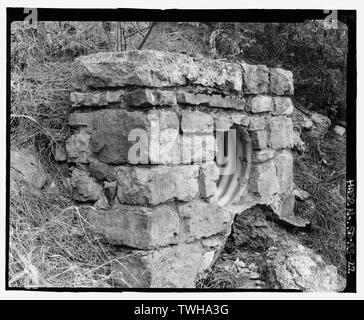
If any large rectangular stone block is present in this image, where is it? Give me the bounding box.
[177,200,232,242]
[273,97,294,115]
[251,131,268,150]
[86,199,230,251]
[241,63,269,94]
[112,241,216,287]
[247,96,274,113]
[71,109,179,165]
[117,165,199,205]
[252,149,276,163]
[74,50,199,89]
[269,116,294,149]
[180,134,216,164]
[248,160,280,197]
[247,116,269,131]
[181,110,214,133]
[270,67,294,95]
[176,91,245,110]
[199,162,219,198]
[125,89,177,107]
[274,150,293,195]
[86,204,180,249]
[65,133,93,163]
[195,59,243,92]
[70,90,125,107]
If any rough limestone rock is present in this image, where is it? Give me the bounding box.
[199,162,220,198]
[269,116,295,149]
[334,125,346,136]
[270,67,294,95]
[10,149,47,189]
[273,97,294,115]
[112,238,226,288]
[228,206,341,292]
[181,110,214,133]
[241,63,269,94]
[64,50,319,288]
[248,161,280,197]
[116,165,199,206]
[74,50,199,89]
[70,90,125,107]
[194,58,243,92]
[70,168,103,202]
[267,242,340,292]
[124,89,177,107]
[176,91,245,111]
[310,112,332,138]
[248,96,274,113]
[65,133,92,163]
[293,187,311,201]
[86,200,230,251]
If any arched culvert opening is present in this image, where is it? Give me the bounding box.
[214,124,252,207]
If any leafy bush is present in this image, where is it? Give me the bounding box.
[209,22,348,122]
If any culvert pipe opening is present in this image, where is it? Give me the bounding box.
[214,125,252,207]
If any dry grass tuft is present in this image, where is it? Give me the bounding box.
[11,60,75,157]
[9,177,133,288]
[294,130,346,275]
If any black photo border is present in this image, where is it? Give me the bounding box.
[5,7,357,294]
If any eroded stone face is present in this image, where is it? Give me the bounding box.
[270,68,294,95]
[74,50,200,89]
[116,165,199,206]
[241,63,269,94]
[66,50,305,288]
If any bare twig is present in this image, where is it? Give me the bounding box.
[137,22,156,50]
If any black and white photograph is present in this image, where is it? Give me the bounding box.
[3,3,358,301]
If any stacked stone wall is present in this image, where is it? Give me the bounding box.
[63,50,302,287]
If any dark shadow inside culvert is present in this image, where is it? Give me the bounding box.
[214,125,252,207]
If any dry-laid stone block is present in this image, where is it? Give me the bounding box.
[248,160,279,197]
[89,160,118,181]
[248,96,274,113]
[241,63,269,94]
[10,149,48,189]
[65,133,92,163]
[252,149,276,163]
[214,113,249,131]
[176,91,245,110]
[70,90,125,107]
[269,116,294,149]
[86,203,180,249]
[274,151,293,195]
[84,109,179,165]
[74,50,200,89]
[247,116,269,131]
[199,162,219,198]
[70,168,103,202]
[178,200,232,241]
[113,241,215,287]
[195,59,243,92]
[86,200,229,251]
[125,89,177,107]
[54,146,67,162]
[68,113,94,131]
[273,97,294,115]
[251,131,268,150]
[104,180,117,202]
[117,165,199,206]
[180,134,216,163]
[181,110,214,133]
[270,67,294,95]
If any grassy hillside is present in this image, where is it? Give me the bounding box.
[9,21,346,287]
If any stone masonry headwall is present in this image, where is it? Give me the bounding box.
[63,50,303,287]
